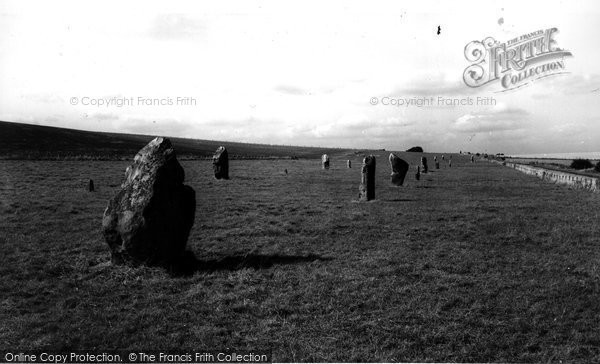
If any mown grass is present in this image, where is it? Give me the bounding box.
[1,153,599,362]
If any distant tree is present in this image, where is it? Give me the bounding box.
[406,146,423,152]
[570,159,593,170]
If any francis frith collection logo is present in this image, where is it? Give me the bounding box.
[463,28,572,91]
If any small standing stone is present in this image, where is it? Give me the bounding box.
[347,160,352,168]
[88,179,94,192]
[388,153,409,186]
[421,156,429,173]
[471,155,475,163]
[358,155,376,201]
[415,166,421,180]
[442,155,445,161]
[322,154,330,169]
[449,159,452,168]
[284,169,288,175]
[213,146,229,179]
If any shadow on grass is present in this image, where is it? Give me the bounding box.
[171,251,333,276]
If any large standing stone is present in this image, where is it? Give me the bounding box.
[421,156,429,173]
[102,137,196,266]
[388,153,409,186]
[213,146,229,179]
[358,155,376,201]
[322,154,330,169]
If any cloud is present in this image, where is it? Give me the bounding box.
[148,14,205,40]
[302,115,415,141]
[452,106,529,133]
[22,93,64,103]
[390,73,479,97]
[531,73,600,96]
[274,84,338,96]
[274,85,310,96]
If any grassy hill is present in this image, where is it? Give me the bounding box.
[0,121,349,160]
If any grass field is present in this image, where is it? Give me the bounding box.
[1,151,600,362]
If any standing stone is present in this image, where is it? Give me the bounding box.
[213,146,229,179]
[442,155,445,161]
[449,159,452,168]
[284,169,288,175]
[88,179,94,192]
[435,161,440,169]
[102,137,196,266]
[471,155,475,163]
[358,155,376,201]
[415,166,421,180]
[421,156,429,173]
[322,154,330,169]
[347,160,352,168]
[388,153,409,186]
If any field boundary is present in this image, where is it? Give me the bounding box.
[491,160,600,193]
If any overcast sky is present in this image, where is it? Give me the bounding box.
[1,0,599,154]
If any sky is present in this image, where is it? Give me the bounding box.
[1,0,599,154]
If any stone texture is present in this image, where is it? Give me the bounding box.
[504,162,599,193]
[358,155,376,201]
[102,137,196,266]
[421,156,429,173]
[388,153,409,186]
[213,146,229,179]
[322,154,330,169]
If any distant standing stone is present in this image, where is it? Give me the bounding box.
[322,154,330,169]
[358,155,376,201]
[213,146,229,179]
[347,159,352,168]
[88,179,94,192]
[388,153,409,186]
[102,137,196,266]
[435,161,440,169]
[442,155,445,161]
[421,156,429,173]
[449,159,452,168]
[415,166,421,180]
[471,155,475,163]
